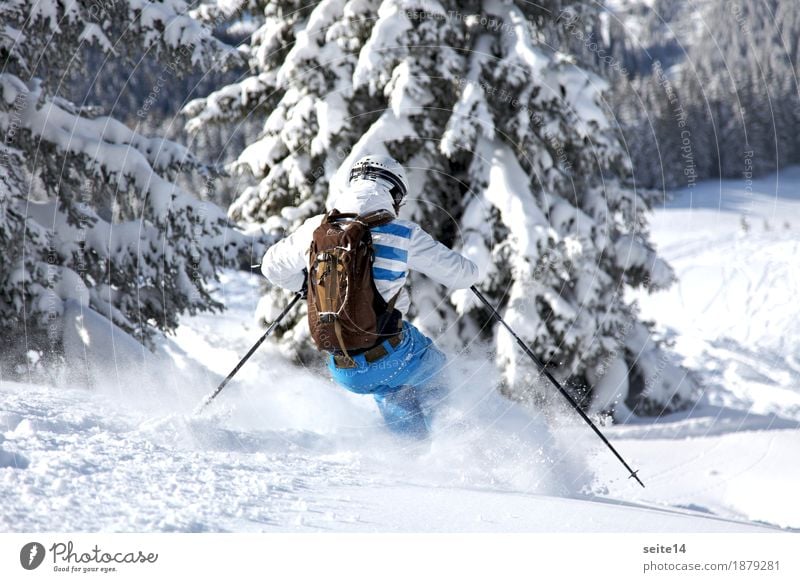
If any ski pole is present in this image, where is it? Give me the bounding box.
[470,286,645,488]
[195,291,303,413]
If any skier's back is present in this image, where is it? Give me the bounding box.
[262,155,479,438]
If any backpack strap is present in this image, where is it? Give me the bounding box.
[361,209,402,330]
[356,209,395,227]
[386,290,401,313]
[333,319,356,367]
[325,208,394,227]
[324,209,358,224]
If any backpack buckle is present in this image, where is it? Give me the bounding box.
[333,354,358,368]
[319,313,335,324]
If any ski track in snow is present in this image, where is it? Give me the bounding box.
[3,171,800,532]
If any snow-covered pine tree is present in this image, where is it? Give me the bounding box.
[0,0,251,378]
[680,0,800,179]
[604,0,800,188]
[185,0,696,417]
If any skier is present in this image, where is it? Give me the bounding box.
[261,155,480,438]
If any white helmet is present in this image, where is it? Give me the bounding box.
[348,154,409,210]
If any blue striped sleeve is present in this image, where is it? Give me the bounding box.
[373,267,406,281]
[371,222,413,238]
[373,244,408,262]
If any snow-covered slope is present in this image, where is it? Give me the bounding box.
[610,168,800,530]
[2,170,799,533]
[0,379,771,532]
[635,169,800,423]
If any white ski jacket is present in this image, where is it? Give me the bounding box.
[261,178,480,314]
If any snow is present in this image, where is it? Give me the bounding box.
[78,23,113,53]
[183,72,278,133]
[481,139,549,262]
[442,31,497,157]
[614,233,674,287]
[485,0,548,79]
[9,80,222,224]
[236,134,287,177]
[29,0,63,33]
[353,0,413,94]
[587,355,629,414]
[278,0,346,85]
[3,171,800,532]
[311,93,346,155]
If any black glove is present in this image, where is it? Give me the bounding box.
[299,268,309,299]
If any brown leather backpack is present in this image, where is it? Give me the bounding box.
[307,209,399,361]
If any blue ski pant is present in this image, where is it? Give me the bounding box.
[327,321,447,438]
